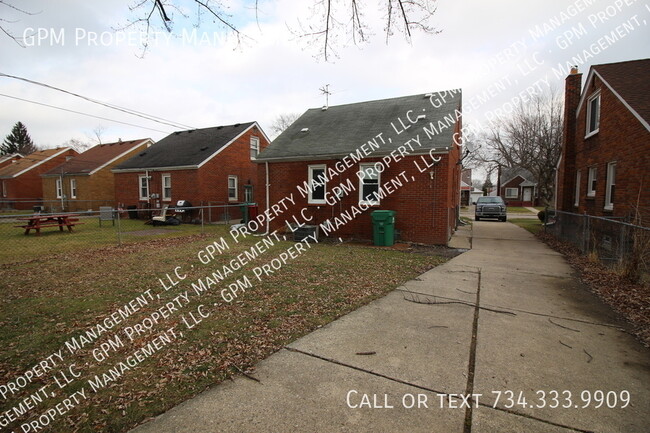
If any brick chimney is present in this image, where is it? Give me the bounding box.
[557,66,582,211]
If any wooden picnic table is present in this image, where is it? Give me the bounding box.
[14,214,84,236]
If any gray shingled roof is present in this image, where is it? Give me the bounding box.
[501,166,536,184]
[115,123,255,170]
[256,91,462,161]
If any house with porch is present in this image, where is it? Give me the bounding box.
[0,147,77,210]
[556,59,650,226]
[41,138,153,212]
[254,90,463,245]
[112,123,269,219]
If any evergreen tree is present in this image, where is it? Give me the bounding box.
[2,122,38,155]
[482,177,493,195]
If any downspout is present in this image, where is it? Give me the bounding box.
[264,161,270,235]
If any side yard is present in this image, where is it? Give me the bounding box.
[0,231,446,432]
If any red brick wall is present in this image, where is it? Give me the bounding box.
[255,150,459,245]
[114,126,269,213]
[3,149,77,210]
[560,73,650,224]
[557,71,583,212]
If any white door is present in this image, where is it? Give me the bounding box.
[523,188,532,202]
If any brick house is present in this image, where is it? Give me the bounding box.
[556,59,650,226]
[498,166,538,207]
[254,91,463,245]
[41,139,153,212]
[0,148,77,210]
[113,123,269,217]
[460,168,472,206]
[0,153,23,170]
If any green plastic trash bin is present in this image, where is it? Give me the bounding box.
[371,210,396,246]
[239,204,249,224]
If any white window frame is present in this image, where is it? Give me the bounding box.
[587,166,597,197]
[250,136,260,160]
[605,162,616,211]
[228,175,238,202]
[56,178,63,199]
[162,174,172,201]
[574,171,581,207]
[1,180,6,198]
[505,187,518,199]
[244,185,253,203]
[138,175,149,200]
[585,92,600,138]
[307,164,327,205]
[358,163,380,206]
[70,179,77,199]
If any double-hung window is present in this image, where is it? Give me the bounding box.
[586,92,600,137]
[162,174,172,201]
[359,163,380,205]
[307,165,326,204]
[574,171,581,207]
[56,178,63,199]
[587,167,597,197]
[139,175,149,200]
[70,179,77,199]
[250,136,260,159]
[228,175,238,201]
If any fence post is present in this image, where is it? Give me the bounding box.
[583,213,589,254]
[544,206,548,233]
[201,207,205,234]
[115,209,122,246]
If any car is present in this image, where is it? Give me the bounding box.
[475,196,507,222]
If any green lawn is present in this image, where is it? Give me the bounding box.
[506,206,536,214]
[509,218,543,235]
[0,217,229,264]
[0,231,447,432]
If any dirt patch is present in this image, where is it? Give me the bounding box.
[538,232,650,347]
[124,228,176,236]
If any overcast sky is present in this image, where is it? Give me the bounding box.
[0,0,648,158]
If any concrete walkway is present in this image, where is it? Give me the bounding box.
[131,222,650,433]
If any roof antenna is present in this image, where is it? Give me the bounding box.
[319,84,331,110]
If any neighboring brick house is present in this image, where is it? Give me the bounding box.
[0,148,77,210]
[498,166,538,207]
[556,59,650,226]
[113,123,269,216]
[460,168,472,206]
[41,139,153,212]
[254,91,463,245]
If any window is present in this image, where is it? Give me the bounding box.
[587,167,597,197]
[244,185,253,203]
[138,175,149,200]
[307,165,326,204]
[574,171,581,207]
[70,179,77,199]
[505,188,518,199]
[250,136,260,159]
[586,92,600,136]
[228,175,238,201]
[56,178,63,199]
[359,163,380,205]
[162,174,172,201]
[605,162,616,210]
[1,181,6,198]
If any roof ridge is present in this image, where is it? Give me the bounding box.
[305,89,461,111]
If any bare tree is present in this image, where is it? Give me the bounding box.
[472,91,563,206]
[121,0,440,60]
[269,112,301,138]
[0,0,38,47]
[62,138,93,153]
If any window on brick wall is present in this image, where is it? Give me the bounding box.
[586,92,600,137]
[139,175,149,200]
[307,165,326,204]
[162,174,172,201]
[250,136,260,159]
[574,171,581,207]
[587,167,597,197]
[70,179,77,199]
[605,162,616,211]
[1,180,6,198]
[359,163,380,205]
[505,187,518,199]
[228,175,238,201]
[56,178,63,199]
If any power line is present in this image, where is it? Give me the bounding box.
[0,72,196,130]
[0,93,173,134]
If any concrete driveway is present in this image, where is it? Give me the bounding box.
[131,221,650,433]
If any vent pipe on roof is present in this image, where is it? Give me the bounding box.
[301,128,309,132]
[321,106,328,111]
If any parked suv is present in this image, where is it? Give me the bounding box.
[475,196,507,221]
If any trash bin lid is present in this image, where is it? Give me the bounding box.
[371,210,396,220]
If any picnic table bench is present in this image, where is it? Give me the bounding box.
[14,214,84,236]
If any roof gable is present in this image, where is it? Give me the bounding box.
[0,148,73,178]
[576,58,650,132]
[42,139,152,176]
[501,166,536,185]
[114,123,257,171]
[257,90,462,161]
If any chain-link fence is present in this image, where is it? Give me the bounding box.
[544,209,650,278]
[0,204,252,265]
